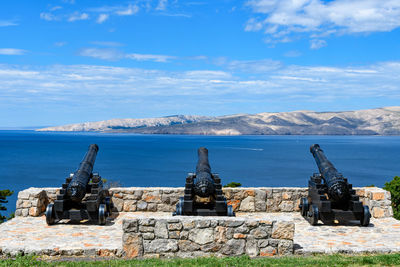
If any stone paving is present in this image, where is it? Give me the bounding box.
[1,212,400,257]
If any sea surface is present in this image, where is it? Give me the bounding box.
[1,130,400,216]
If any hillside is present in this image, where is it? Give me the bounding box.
[36,107,400,135]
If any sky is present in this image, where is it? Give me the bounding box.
[0,0,400,127]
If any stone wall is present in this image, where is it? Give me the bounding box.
[122,216,294,258]
[15,187,393,218]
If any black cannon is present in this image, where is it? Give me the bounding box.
[45,144,112,225]
[173,147,234,216]
[299,144,370,226]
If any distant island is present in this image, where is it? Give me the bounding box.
[36,107,400,135]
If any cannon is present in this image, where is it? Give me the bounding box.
[173,147,234,216]
[45,144,112,225]
[299,144,370,226]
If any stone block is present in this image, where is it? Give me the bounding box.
[154,221,168,238]
[372,207,385,218]
[245,237,259,257]
[157,204,172,212]
[182,220,195,230]
[255,189,267,212]
[371,192,385,201]
[142,233,155,240]
[123,220,138,233]
[169,231,180,239]
[123,200,136,212]
[220,239,245,256]
[239,196,255,212]
[215,226,227,243]
[28,207,39,216]
[147,203,157,212]
[139,226,154,233]
[279,201,294,212]
[196,220,210,228]
[168,222,183,231]
[144,239,178,253]
[123,233,143,258]
[233,233,247,239]
[111,197,123,212]
[178,240,200,252]
[258,240,269,248]
[201,243,222,252]
[249,227,269,239]
[189,228,214,245]
[259,246,277,256]
[139,218,156,226]
[278,240,293,256]
[136,201,148,211]
[271,222,294,240]
[142,191,161,202]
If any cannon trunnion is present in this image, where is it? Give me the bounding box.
[45,144,112,225]
[174,147,234,216]
[299,144,370,226]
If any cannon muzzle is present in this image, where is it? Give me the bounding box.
[67,144,99,202]
[193,147,215,198]
[310,144,349,202]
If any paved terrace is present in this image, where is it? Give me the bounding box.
[1,212,400,257]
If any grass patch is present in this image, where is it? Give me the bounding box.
[2,254,400,267]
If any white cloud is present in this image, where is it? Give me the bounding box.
[79,48,175,62]
[96,14,109,24]
[310,39,327,50]
[115,4,139,16]
[40,12,59,21]
[0,20,18,27]
[126,53,176,62]
[245,0,400,44]
[0,61,399,120]
[68,12,89,22]
[220,59,282,73]
[0,48,27,55]
[79,48,124,60]
[156,0,168,11]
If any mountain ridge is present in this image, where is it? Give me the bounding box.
[36,107,400,135]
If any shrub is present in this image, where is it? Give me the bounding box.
[224,182,242,188]
[0,189,13,223]
[383,176,400,220]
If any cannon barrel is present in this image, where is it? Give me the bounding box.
[67,144,99,202]
[310,144,349,202]
[193,147,215,197]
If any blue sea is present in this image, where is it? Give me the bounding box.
[1,130,400,216]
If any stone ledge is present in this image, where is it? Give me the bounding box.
[1,212,400,258]
[122,214,294,258]
[15,187,393,219]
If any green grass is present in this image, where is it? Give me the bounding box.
[2,254,400,267]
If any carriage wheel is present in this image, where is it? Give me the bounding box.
[361,205,371,226]
[307,204,319,225]
[98,204,107,225]
[45,203,56,225]
[299,197,309,217]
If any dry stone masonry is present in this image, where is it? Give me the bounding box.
[16,187,393,218]
[9,186,393,258]
[122,215,294,258]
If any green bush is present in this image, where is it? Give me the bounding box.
[0,189,13,223]
[223,182,242,188]
[383,176,400,220]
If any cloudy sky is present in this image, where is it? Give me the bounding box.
[1,0,400,127]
